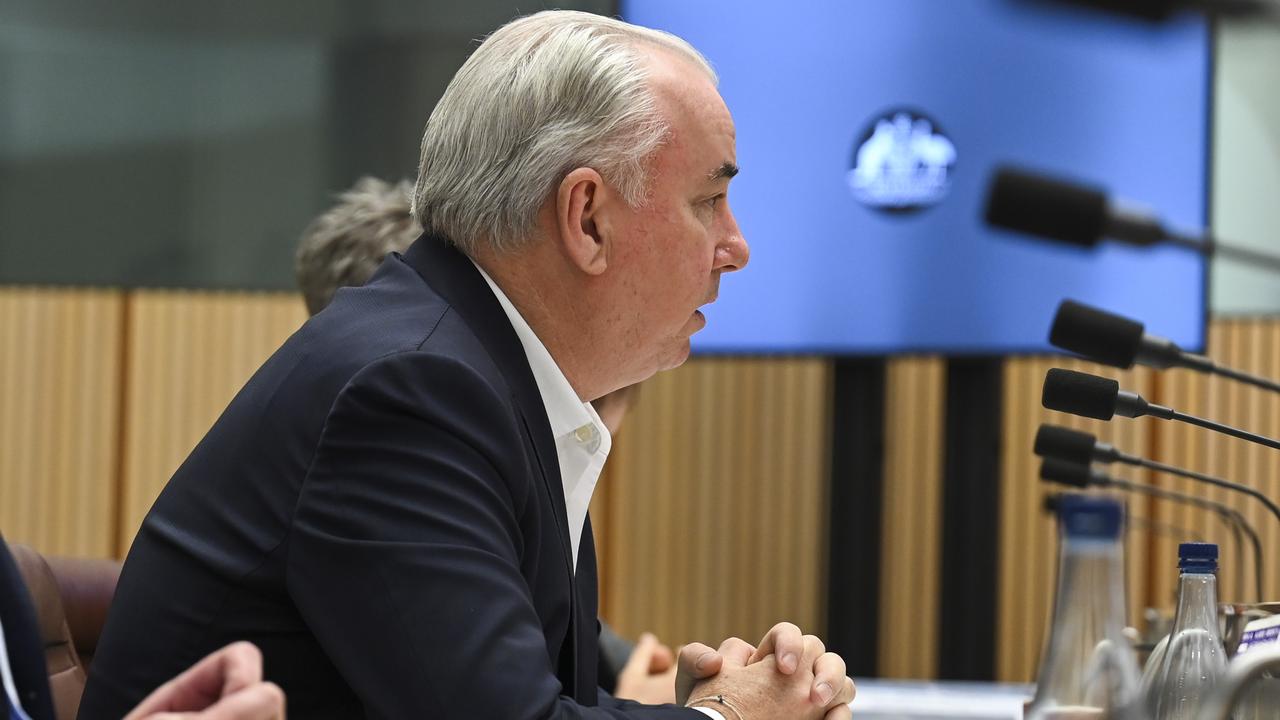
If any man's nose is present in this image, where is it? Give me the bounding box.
[715,214,749,273]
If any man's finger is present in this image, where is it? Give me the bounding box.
[213,642,267,698]
[649,641,676,674]
[818,675,856,716]
[716,637,755,668]
[620,634,660,681]
[146,683,286,720]
[677,642,722,678]
[746,622,804,674]
[823,702,853,720]
[200,682,286,720]
[676,643,722,704]
[800,635,827,667]
[819,677,856,720]
[809,652,847,706]
[125,642,265,718]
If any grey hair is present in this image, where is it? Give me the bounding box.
[295,177,421,315]
[412,10,716,254]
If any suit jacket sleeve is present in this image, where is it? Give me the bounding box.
[286,350,699,719]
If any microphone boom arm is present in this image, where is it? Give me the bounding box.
[1135,455,1280,530]
[1167,229,1280,275]
[1104,476,1262,601]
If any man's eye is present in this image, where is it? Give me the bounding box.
[706,194,724,209]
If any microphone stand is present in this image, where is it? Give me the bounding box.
[1162,408,1280,451]
[1165,229,1280,276]
[1103,477,1259,601]
[1129,455,1280,532]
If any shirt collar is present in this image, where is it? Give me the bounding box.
[470,260,611,450]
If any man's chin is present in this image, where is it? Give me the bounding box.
[659,339,693,372]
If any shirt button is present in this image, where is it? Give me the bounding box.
[574,424,601,453]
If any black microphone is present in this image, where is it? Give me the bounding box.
[984,167,1280,272]
[1038,457,1260,600]
[1030,0,1280,21]
[1041,368,1280,451]
[1035,424,1121,465]
[1049,300,1280,393]
[1035,422,1280,522]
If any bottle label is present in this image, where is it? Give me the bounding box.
[1237,614,1280,655]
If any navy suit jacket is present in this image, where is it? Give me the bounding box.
[78,235,698,719]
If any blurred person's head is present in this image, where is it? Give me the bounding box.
[413,10,749,400]
[295,177,420,316]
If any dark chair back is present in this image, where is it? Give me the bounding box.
[0,532,57,720]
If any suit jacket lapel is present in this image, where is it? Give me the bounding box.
[575,515,601,702]
[401,234,577,581]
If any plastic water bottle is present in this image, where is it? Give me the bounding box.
[1149,542,1228,720]
[1027,495,1145,720]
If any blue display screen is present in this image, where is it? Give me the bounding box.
[622,0,1209,354]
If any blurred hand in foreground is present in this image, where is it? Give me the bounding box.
[124,641,285,720]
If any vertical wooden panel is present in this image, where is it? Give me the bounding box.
[0,288,122,557]
[997,356,1045,684]
[877,356,946,679]
[1263,320,1280,602]
[117,290,306,552]
[996,355,1154,683]
[1150,318,1280,606]
[1148,324,1240,609]
[596,357,832,648]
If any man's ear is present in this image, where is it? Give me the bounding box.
[555,167,612,276]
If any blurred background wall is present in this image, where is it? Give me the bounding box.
[1212,20,1280,313]
[1,2,1277,687]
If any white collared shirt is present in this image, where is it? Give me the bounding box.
[473,263,721,719]
[472,263,610,571]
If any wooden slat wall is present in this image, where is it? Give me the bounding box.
[1150,319,1280,606]
[9,285,1280,685]
[0,288,122,558]
[1150,346,1212,613]
[877,357,946,679]
[594,357,833,648]
[117,290,306,552]
[997,356,1154,683]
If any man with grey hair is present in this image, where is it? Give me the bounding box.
[81,10,855,720]
[293,175,686,707]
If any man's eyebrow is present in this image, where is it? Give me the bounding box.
[708,162,739,182]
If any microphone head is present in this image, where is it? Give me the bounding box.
[1049,300,1144,369]
[1039,457,1094,488]
[1037,0,1179,20]
[1042,368,1119,421]
[1042,493,1064,516]
[1034,424,1099,465]
[984,167,1108,248]
[1035,0,1273,21]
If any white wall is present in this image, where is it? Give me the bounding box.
[1211,19,1280,314]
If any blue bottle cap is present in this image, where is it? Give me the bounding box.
[1178,542,1218,573]
[1056,494,1123,540]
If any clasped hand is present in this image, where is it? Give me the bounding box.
[675,623,855,720]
